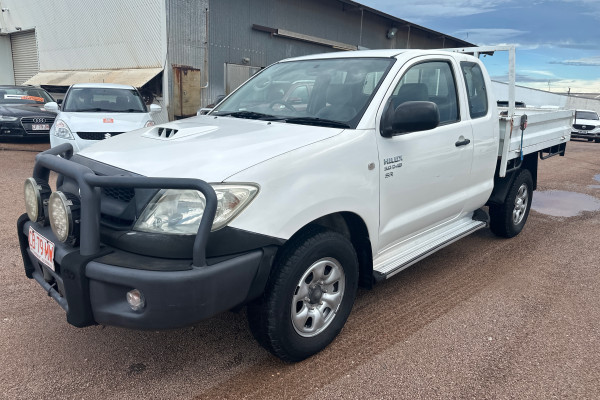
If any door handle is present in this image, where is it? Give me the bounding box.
[455,138,471,147]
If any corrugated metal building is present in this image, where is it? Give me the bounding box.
[0,0,473,121]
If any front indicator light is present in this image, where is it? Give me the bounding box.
[48,191,80,243]
[24,178,51,223]
[127,289,145,311]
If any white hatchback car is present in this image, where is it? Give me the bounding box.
[46,83,161,153]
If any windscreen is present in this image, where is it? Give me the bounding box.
[212,57,395,128]
[0,88,54,104]
[63,88,147,112]
[575,111,599,120]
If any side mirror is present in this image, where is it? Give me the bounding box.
[44,102,60,112]
[197,107,213,116]
[149,104,162,113]
[381,101,440,137]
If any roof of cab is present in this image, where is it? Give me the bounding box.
[280,49,469,63]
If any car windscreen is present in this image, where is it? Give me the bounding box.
[212,57,395,129]
[62,88,147,112]
[575,111,599,120]
[0,88,54,104]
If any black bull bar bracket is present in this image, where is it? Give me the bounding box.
[21,143,218,327]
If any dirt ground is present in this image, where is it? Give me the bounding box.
[1,139,599,399]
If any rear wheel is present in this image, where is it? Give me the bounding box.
[247,227,358,362]
[595,138,600,143]
[490,169,533,238]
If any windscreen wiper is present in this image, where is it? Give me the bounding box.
[215,111,282,120]
[283,117,350,129]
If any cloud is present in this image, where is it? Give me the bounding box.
[520,70,557,77]
[550,56,600,66]
[523,78,600,93]
[451,28,528,45]
[559,0,600,20]
[492,73,561,83]
[548,41,598,50]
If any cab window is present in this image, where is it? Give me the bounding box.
[391,61,459,125]
[461,62,488,119]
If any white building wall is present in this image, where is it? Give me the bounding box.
[0,35,15,84]
[0,0,166,71]
[492,81,600,114]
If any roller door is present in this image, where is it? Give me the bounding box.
[11,30,39,85]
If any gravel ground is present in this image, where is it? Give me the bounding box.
[0,139,599,400]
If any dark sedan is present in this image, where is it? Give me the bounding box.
[0,86,57,138]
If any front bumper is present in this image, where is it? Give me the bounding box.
[1,121,43,137]
[17,144,277,329]
[19,215,275,329]
[571,130,600,140]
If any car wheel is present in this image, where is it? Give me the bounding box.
[588,138,594,142]
[247,227,358,362]
[595,139,600,143]
[489,169,533,238]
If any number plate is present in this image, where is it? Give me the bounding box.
[577,130,589,134]
[28,227,55,271]
[32,124,50,130]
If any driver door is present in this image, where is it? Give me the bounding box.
[377,57,474,252]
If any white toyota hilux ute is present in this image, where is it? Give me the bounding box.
[19,46,572,361]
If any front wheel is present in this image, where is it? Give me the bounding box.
[489,169,533,238]
[247,227,358,362]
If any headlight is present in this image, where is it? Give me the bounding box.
[0,115,18,121]
[144,120,155,127]
[24,178,51,223]
[48,191,80,243]
[134,184,259,234]
[53,119,74,139]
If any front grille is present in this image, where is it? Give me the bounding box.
[574,124,596,131]
[20,116,55,134]
[102,187,135,202]
[77,132,124,140]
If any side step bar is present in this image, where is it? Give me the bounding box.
[373,215,487,282]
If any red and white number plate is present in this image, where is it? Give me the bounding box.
[28,227,55,271]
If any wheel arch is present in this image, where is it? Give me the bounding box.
[279,212,374,289]
[486,152,538,206]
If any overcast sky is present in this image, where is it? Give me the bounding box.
[361,0,600,93]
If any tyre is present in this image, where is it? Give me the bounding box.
[595,138,600,143]
[588,138,594,142]
[247,227,359,362]
[489,169,533,238]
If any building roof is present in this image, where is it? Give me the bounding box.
[337,0,475,48]
[23,68,162,88]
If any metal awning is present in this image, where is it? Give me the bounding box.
[23,68,163,88]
